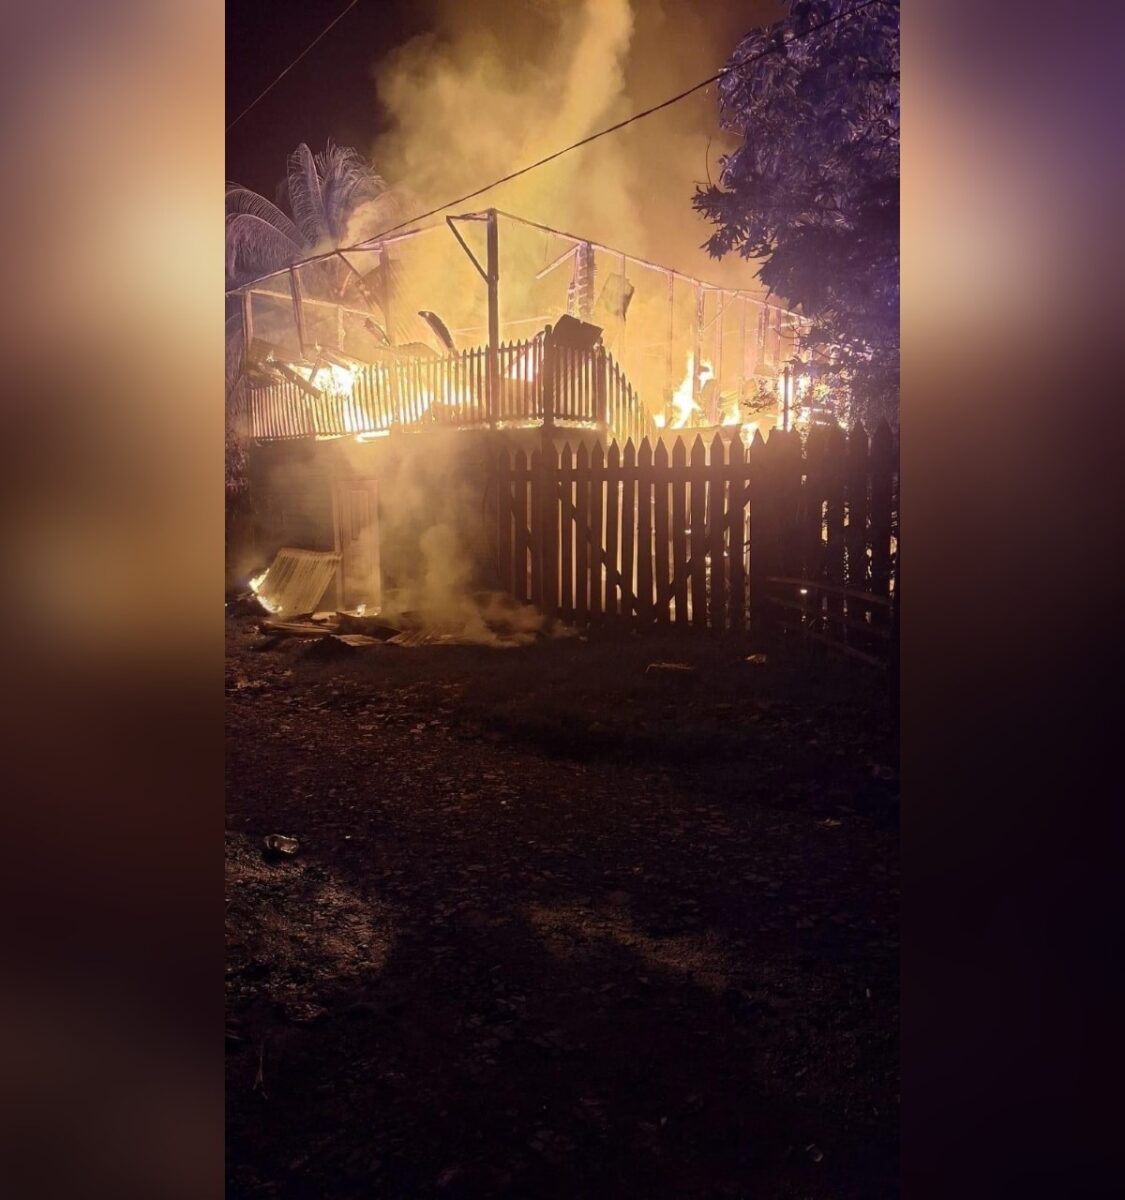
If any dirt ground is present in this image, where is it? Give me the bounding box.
[225,614,899,1199]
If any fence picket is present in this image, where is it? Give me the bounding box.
[513,448,529,604]
[529,448,544,607]
[620,440,636,619]
[728,435,747,633]
[560,442,574,621]
[689,436,708,627]
[541,441,558,621]
[575,443,590,625]
[589,442,604,622]
[636,439,654,623]
[653,441,670,625]
[708,433,727,631]
[604,442,620,617]
[497,449,513,595]
[671,438,688,627]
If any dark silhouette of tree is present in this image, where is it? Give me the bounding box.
[695,0,899,423]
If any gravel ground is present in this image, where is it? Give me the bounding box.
[226,615,898,1199]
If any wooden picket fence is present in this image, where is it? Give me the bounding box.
[493,421,898,649]
[238,335,652,447]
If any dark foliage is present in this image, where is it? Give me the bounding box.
[695,1,899,423]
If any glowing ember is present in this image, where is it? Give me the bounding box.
[248,569,280,613]
[667,353,711,429]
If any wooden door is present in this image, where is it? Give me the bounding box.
[334,479,381,612]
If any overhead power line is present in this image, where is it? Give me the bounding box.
[227,0,362,133]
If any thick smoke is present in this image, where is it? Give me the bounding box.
[350,0,783,283]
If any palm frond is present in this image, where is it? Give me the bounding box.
[226,212,302,285]
[316,141,391,242]
[225,185,301,245]
[287,142,329,246]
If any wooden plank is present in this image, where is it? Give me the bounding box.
[574,442,590,625]
[823,424,847,627]
[689,436,708,627]
[589,442,604,622]
[604,442,620,617]
[529,448,544,608]
[513,449,529,604]
[620,440,636,619]
[636,439,654,623]
[671,437,689,627]
[653,440,670,625]
[541,440,558,620]
[560,442,574,621]
[497,449,513,596]
[728,434,747,633]
[708,433,727,631]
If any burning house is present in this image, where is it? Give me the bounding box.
[227,208,807,621]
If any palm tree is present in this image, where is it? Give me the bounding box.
[225,143,399,493]
[226,140,397,289]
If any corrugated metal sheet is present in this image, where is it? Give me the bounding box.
[256,548,340,617]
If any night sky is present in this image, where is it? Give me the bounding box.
[226,0,425,195]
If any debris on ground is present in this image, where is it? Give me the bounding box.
[261,834,300,859]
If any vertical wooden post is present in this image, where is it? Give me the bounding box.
[747,429,769,632]
[560,442,574,621]
[728,434,747,634]
[708,433,727,632]
[689,436,708,627]
[497,449,512,596]
[486,209,500,428]
[636,439,654,624]
[241,290,254,371]
[621,440,636,621]
[692,283,704,417]
[589,443,604,622]
[653,440,670,625]
[575,443,590,625]
[671,438,688,627]
[513,449,529,604]
[604,443,620,617]
[289,267,307,357]
[540,442,558,620]
[595,345,608,431]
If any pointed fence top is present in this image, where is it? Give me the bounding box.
[638,437,653,464]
